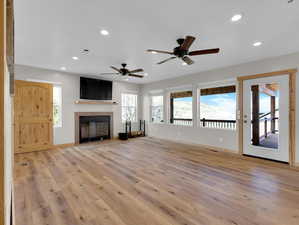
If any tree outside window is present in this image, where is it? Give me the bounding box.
[53,86,62,127]
[122,93,138,122]
[151,95,163,123]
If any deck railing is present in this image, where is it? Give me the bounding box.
[200,118,236,129]
[259,117,279,138]
[173,118,193,126]
[172,118,236,129]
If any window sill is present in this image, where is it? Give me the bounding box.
[150,122,164,124]
[122,121,138,123]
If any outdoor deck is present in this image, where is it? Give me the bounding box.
[259,133,278,149]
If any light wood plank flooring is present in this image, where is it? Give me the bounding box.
[14,137,299,225]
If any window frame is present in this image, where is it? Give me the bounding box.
[53,85,62,128]
[150,94,164,124]
[198,81,237,130]
[169,90,193,126]
[121,92,138,123]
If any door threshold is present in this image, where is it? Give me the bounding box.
[243,154,289,165]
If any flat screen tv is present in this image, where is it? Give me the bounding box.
[80,77,113,100]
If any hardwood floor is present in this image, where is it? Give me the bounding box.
[14,137,299,225]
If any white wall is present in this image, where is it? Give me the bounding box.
[15,65,142,145]
[141,52,299,162]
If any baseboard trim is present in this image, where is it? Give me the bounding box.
[148,136,238,154]
[54,137,119,149]
[147,136,299,169]
[53,143,75,149]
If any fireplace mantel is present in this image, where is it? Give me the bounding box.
[75,112,113,144]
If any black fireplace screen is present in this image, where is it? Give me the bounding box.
[79,116,110,143]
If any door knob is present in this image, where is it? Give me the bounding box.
[244,120,247,124]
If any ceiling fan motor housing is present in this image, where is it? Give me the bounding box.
[174,38,189,57]
[120,69,129,75]
[120,63,128,75]
[174,46,188,58]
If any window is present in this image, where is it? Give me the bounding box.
[151,95,163,123]
[53,86,62,127]
[170,91,192,126]
[122,93,138,122]
[200,85,236,129]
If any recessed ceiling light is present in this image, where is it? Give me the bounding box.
[231,14,242,22]
[144,73,148,76]
[182,62,187,66]
[72,56,79,60]
[253,41,262,47]
[100,29,109,36]
[60,67,66,71]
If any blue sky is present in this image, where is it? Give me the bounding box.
[200,93,235,106]
[174,97,192,102]
[200,93,236,120]
[173,92,278,120]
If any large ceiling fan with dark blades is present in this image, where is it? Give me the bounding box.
[147,36,220,65]
[100,63,144,78]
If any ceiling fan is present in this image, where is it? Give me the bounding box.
[100,63,144,78]
[147,35,220,65]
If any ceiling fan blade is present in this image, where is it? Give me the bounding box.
[129,68,144,73]
[128,74,144,78]
[110,66,121,72]
[180,36,196,51]
[157,56,176,65]
[182,56,194,65]
[147,49,174,55]
[189,48,220,56]
[100,73,119,75]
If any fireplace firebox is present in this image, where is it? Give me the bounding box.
[79,116,110,143]
[75,112,113,144]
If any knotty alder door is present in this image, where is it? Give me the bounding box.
[14,80,53,153]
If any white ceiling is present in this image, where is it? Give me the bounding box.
[15,0,299,84]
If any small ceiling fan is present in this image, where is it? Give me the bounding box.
[147,35,220,65]
[100,63,144,78]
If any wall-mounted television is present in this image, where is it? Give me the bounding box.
[80,77,113,100]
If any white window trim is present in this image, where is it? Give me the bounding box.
[150,94,164,124]
[53,85,63,128]
[121,92,138,123]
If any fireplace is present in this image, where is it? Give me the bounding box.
[75,112,113,144]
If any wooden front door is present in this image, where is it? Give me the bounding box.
[14,80,53,153]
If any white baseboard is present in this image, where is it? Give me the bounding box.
[148,135,239,154]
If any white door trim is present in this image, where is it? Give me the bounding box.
[237,69,297,166]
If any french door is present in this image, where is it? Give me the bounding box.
[243,75,289,162]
